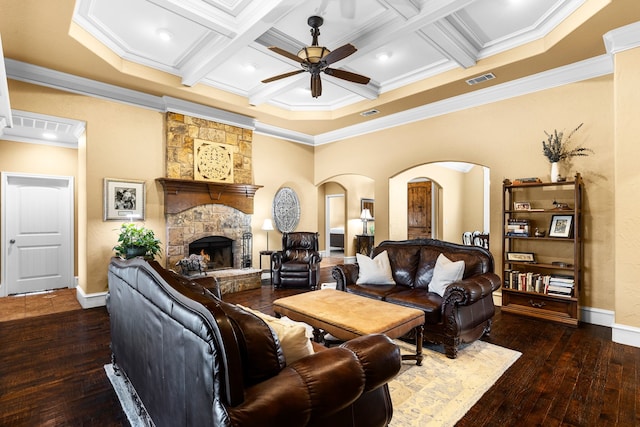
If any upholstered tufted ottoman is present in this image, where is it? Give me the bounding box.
[273,289,425,365]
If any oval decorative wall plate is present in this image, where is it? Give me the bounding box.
[272,187,300,233]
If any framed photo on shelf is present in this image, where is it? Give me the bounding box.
[103,178,145,221]
[506,252,536,262]
[514,202,531,211]
[549,214,573,238]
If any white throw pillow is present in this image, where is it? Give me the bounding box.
[429,253,465,297]
[356,250,395,285]
[239,305,314,364]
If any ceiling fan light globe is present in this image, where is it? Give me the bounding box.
[298,46,330,64]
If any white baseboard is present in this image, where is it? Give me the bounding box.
[580,306,614,327]
[75,286,107,309]
[612,323,640,348]
[493,291,502,307]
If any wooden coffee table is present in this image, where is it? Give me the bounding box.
[273,289,425,365]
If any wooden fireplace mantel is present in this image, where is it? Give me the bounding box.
[157,178,262,215]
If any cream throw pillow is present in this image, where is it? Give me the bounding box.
[240,305,314,364]
[356,250,395,285]
[429,253,465,297]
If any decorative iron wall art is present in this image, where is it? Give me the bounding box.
[272,187,300,232]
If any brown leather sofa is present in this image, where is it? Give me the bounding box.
[107,257,400,427]
[332,239,501,359]
[271,231,322,289]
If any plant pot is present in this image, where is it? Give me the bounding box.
[550,162,559,183]
[125,246,147,259]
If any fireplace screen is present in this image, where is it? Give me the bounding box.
[189,236,233,270]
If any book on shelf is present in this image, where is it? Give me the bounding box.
[503,271,574,296]
[506,218,530,236]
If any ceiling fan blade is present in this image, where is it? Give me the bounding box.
[323,44,357,65]
[261,69,305,84]
[311,74,322,98]
[324,68,371,84]
[267,46,304,64]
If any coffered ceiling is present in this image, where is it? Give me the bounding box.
[1,0,639,144]
[71,0,584,111]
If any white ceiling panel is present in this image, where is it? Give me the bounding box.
[347,32,451,87]
[67,0,587,111]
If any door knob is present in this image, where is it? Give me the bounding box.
[9,239,15,244]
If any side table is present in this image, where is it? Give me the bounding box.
[259,250,274,271]
[355,235,374,257]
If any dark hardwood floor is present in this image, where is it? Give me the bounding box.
[0,266,637,426]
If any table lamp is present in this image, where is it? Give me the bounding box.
[360,208,373,235]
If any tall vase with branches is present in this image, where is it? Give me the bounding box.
[541,123,593,182]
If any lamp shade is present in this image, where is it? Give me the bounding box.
[261,218,274,231]
[360,209,373,221]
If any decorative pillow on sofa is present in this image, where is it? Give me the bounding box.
[429,253,465,297]
[240,306,314,364]
[356,250,395,285]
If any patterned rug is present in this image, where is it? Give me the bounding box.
[106,340,520,427]
[389,340,521,426]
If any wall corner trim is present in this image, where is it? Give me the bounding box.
[76,286,107,309]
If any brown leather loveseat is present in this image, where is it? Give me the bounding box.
[107,257,400,427]
[332,239,501,358]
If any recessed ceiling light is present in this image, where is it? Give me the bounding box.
[156,29,173,42]
[42,132,57,140]
[376,52,392,61]
[243,63,258,72]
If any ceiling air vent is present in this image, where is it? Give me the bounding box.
[466,73,495,86]
[360,109,380,117]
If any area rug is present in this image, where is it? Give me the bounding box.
[389,340,521,427]
[105,340,520,427]
[104,364,154,427]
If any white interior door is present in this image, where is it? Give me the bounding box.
[1,173,74,296]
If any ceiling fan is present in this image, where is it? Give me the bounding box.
[262,16,371,98]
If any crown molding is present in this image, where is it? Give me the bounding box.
[4,52,614,147]
[314,54,613,145]
[162,96,255,129]
[5,59,165,111]
[603,21,640,55]
[253,121,315,145]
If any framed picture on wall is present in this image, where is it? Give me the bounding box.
[361,198,374,219]
[103,178,145,221]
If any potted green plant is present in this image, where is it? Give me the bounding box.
[113,223,162,260]
[541,123,593,182]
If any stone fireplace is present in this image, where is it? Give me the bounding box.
[159,112,263,294]
[166,203,251,270]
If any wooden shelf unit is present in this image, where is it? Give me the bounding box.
[501,173,583,326]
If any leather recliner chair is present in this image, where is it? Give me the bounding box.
[271,231,322,290]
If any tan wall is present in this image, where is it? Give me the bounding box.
[0,139,79,278]
[251,134,316,254]
[6,80,166,295]
[463,165,485,234]
[315,75,615,312]
[3,73,620,317]
[614,46,640,328]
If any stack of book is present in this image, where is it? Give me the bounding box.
[504,271,574,297]
[506,219,530,236]
[546,275,575,298]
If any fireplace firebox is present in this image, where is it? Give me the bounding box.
[189,236,233,270]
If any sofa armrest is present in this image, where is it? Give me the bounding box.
[332,264,359,290]
[443,272,501,306]
[228,334,400,427]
